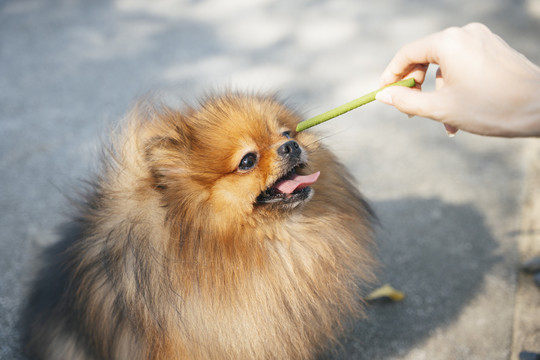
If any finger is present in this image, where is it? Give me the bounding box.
[375,86,446,121]
[435,66,445,90]
[406,64,430,89]
[380,32,444,86]
[380,64,429,88]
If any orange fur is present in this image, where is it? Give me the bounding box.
[23,93,376,360]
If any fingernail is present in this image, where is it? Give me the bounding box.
[444,124,458,138]
[375,90,393,105]
[378,75,389,88]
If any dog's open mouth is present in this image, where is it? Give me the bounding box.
[256,167,320,205]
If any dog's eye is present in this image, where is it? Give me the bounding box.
[282,131,292,138]
[238,153,258,171]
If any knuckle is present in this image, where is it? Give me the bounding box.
[463,22,489,33]
[438,25,474,54]
[440,26,465,43]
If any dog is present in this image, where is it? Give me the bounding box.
[22,93,376,359]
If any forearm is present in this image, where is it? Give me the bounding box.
[521,79,540,137]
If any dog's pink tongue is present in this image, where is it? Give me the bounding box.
[275,171,320,194]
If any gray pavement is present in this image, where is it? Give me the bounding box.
[1,1,540,359]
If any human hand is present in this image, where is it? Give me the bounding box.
[376,23,540,137]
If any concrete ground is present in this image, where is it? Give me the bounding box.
[1,0,540,359]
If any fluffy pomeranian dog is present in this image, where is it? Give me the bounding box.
[22,93,376,360]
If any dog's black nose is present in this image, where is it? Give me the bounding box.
[278,140,301,158]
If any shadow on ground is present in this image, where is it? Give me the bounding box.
[323,197,501,359]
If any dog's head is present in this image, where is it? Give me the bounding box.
[138,94,321,222]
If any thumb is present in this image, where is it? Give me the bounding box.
[375,86,443,121]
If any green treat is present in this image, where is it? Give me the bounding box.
[296,78,416,132]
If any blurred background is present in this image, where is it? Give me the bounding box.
[1,0,540,359]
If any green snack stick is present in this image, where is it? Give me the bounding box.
[296,78,416,132]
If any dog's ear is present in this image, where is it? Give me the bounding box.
[137,106,195,190]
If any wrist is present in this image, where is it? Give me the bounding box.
[521,71,540,137]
